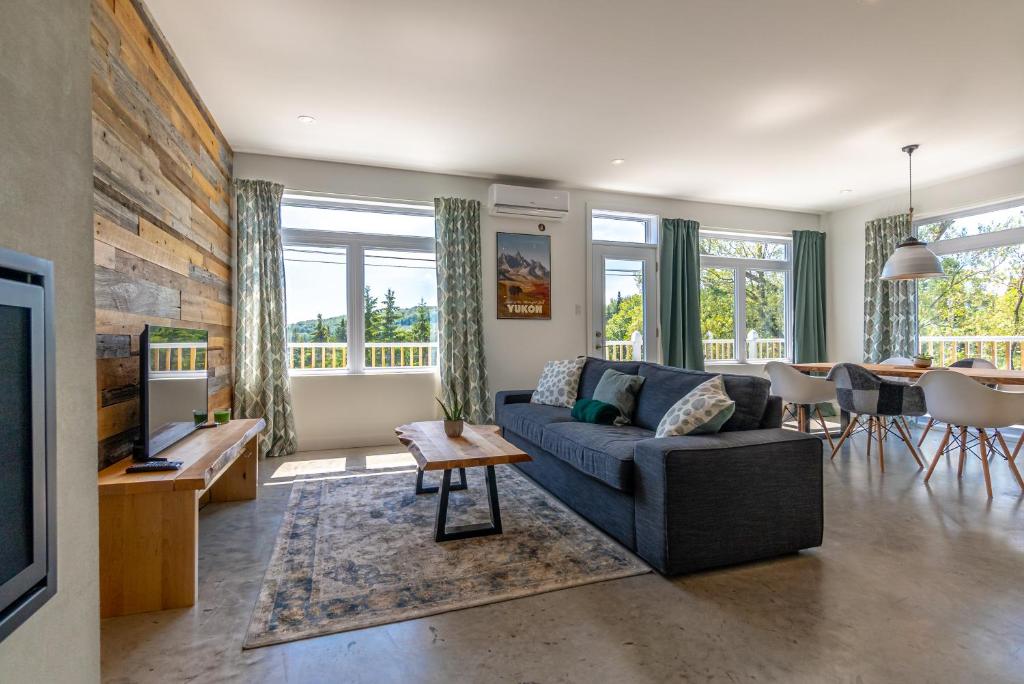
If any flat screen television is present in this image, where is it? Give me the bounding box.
[0,247,55,644]
[134,325,209,461]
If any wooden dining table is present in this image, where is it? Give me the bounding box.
[787,362,1024,433]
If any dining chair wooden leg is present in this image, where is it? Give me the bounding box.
[917,418,935,447]
[925,424,953,483]
[995,430,1024,492]
[875,418,886,472]
[797,404,810,433]
[978,428,993,499]
[830,415,858,459]
[957,426,968,478]
[814,406,835,449]
[1013,431,1024,462]
[893,417,924,467]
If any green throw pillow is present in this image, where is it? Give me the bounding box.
[571,398,621,425]
[592,368,645,425]
[655,375,735,437]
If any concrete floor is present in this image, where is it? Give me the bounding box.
[101,427,1024,683]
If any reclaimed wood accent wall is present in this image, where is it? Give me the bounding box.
[91,0,234,469]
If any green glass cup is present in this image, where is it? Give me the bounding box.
[193,409,208,426]
[213,408,231,425]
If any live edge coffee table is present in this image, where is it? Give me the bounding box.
[395,421,531,542]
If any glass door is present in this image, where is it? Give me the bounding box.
[591,245,657,361]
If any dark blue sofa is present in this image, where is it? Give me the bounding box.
[495,358,823,575]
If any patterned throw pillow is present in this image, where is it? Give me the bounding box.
[531,357,587,408]
[655,375,736,438]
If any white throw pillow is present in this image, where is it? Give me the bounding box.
[655,375,736,438]
[531,357,587,408]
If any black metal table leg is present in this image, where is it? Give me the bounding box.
[415,466,466,494]
[433,465,503,542]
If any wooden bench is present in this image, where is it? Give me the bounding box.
[98,418,265,618]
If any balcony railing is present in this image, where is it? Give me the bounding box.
[703,338,787,362]
[287,342,438,370]
[918,335,1024,370]
[149,342,206,372]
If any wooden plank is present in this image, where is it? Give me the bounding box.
[181,291,232,326]
[97,333,131,359]
[95,265,182,319]
[95,239,116,269]
[395,422,531,471]
[98,396,139,441]
[98,427,138,470]
[95,212,190,276]
[112,248,227,306]
[207,435,258,502]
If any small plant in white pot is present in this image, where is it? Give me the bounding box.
[436,391,466,438]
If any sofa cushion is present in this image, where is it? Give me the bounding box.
[532,357,587,407]
[655,375,736,437]
[541,422,653,491]
[577,358,641,401]
[497,403,573,445]
[634,363,770,432]
[593,368,646,425]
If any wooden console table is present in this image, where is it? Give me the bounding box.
[98,418,265,618]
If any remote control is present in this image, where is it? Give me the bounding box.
[126,460,183,473]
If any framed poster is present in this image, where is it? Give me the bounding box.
[496,232,551,319]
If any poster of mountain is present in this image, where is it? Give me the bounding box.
[497,232,551,319]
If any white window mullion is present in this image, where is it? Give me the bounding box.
[735,268,747,363]
[348,243,365,373]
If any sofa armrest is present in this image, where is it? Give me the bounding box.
[495,390,534,406]
[633,429,822,575]
[761,395,783,428]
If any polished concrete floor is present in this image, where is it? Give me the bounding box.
[101,425,1024,683]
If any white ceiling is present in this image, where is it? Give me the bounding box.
[147,0,1024,212]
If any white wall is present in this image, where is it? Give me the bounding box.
[235,153,820,449]
[823,160,1024,363]
[0,1,99,682]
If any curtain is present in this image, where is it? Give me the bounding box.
[233,179,297,458]
[792,230,827,363]
[863,214,917,362]
[660,218,704,370]
[435,197,492,423]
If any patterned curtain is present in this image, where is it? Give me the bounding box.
[435,197,492,424]
[234,179,297,458]
[660,219,704,370]
[863,214,917,362]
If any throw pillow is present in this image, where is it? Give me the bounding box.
[655,375,736,438]
[571,398,620,425]
[592,368,645,425]
[531,357,587,408]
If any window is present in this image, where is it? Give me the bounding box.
[589,208,658,361]
[916,201,1024,369]
[699,232,791,363]
[282,195,437,373]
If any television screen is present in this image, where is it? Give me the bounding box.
[144,326,209,458]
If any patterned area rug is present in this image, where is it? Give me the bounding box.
[244,466,649,648]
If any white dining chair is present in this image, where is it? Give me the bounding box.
[917,369,1024,498]
[765,361,837,448]
[917,358,996,447]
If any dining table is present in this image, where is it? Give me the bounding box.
[786,362,1024,433]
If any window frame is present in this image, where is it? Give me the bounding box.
[915,198,1024,257]
[281,194,436,376]
[698,230,793,365]
[586,206,661,363]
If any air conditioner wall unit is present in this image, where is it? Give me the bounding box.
[488,184,570,221]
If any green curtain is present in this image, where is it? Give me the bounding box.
[660,218,704,370]
[863,213,917,362]
[233,179,297,458]
[435,197,492,423]
[792,230,827,363]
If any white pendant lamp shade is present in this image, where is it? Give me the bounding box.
[879,143,946,281]
[880,237,945,280]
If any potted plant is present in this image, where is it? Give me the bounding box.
[913,354,933,369]
[436,391,466,438]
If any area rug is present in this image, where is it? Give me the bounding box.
[244,466,649,648]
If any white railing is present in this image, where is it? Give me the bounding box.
[149,341,206,372]
[605,332,643,361]
[288,342,438,370]
[918,335,1024,370]
[702,338,787,362]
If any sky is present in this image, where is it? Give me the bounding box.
[497,232,550,268]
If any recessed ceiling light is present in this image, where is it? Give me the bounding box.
[297,115,317,124]
[610,158,625,165]
[840,188,854,194]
